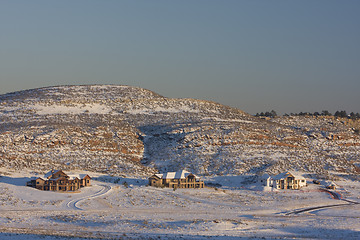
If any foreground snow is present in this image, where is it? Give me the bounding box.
[0,169,359,239]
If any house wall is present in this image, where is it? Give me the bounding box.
[149,175,204,189]
[27,171,90,192]
[149,177,162,187]
[80,176,91,187]
[274,177,306,190]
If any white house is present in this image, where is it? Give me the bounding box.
[271,171,307,190]
[259,173,273,187]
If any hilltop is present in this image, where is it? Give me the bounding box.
[0,85,359,179]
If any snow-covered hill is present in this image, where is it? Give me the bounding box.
[0,85,359,179]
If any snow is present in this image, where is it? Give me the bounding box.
[1,85,360,239]
[32,103,112,115]
[1,85,359,178]
[203,117,255,124]
[128,106,200,115]
[160,170,200,180]
[0,168,359,239]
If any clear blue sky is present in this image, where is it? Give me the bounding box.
[1,0,359,114]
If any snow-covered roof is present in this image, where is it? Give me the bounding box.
[67,174,90,180]
[260,173,271,179]
[272,171,305,180]
[79,174,90,179]
[44,170,62,179]
[67,175,80,180]
[325,181,337,187]
[158,170,200,180]
[44,170,90,180]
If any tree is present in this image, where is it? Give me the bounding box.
[350,112,356,120]
[270,110,277,118]
[321,110,331,116]
[335,110,347,118]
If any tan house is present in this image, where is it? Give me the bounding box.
[272,171,307,190]
[27,170,91,192]
[149,170,204,189]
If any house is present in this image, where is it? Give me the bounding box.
[326,182,337,190]
[26,170,91,192]
[149,170,204,189]
[259,173,273,187]
[271,171,307,190]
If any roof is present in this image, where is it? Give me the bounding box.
[153,174,163,179]
[67,174,90,180]
[156,170,200,180]
[44,170,90,180]
[67,175,80,180]
[272,171,305,180]
[44,170,62,179]
[261,173,271,179]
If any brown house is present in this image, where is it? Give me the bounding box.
[27,170,91,192]
[149,170,204,189]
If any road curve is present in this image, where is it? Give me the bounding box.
[66,184,112,210]
[284,203,352,215]
[284,188,359,216]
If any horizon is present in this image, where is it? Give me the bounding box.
[1,0,360,115]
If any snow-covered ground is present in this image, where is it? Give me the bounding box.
[0,168,359,239]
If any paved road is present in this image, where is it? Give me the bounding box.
[66,184,112,210]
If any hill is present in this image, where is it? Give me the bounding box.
[0,85,359,179]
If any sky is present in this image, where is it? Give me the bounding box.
[1,0,359,115]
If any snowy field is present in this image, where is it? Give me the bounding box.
[0,169,359,240]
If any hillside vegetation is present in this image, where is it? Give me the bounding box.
[0,85,359,179]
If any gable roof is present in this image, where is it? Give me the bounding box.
[155,170,200,180]
[44,170,62,179]
[67,174,91,180]
[44,170,90,180]
[272,171,305,180]
[150,174,163,179]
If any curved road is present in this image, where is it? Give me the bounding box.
[66,184,112,210]
[284,189,359,216]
